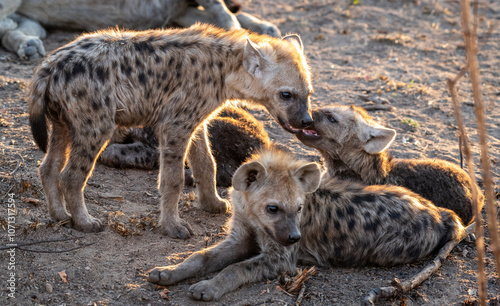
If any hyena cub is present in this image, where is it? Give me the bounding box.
[29,24,313,238]
[99,106,271,187]
[296,105,483,225]
[148,149,465,301]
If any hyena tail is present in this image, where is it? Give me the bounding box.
[28,65,51,153]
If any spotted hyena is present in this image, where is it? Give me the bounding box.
[148,148,466,301]
[28,24,313,238]
[0,0,281,60]
[99,105,271,187]
[296,105,484,225]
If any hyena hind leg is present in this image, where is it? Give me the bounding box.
[188,124,230,213]
[39,122,71,222]
[59,127,114,233]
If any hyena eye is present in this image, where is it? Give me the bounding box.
[280,92,292,100]
[297,206,302,213]
[267,205,279,214]
[327,115,336,123]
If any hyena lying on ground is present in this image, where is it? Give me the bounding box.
[148,148,466,301]
[0,0,280,60]
[29,24,313,238]
[296,105,484,225]
[99,105,271,187]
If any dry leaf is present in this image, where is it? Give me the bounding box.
[159,288,170,300]
[20,197,42,206]
[58,270,68,283]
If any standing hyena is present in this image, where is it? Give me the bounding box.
[28,24,313,238]
[148,149,466,301]
[296,105,484,225]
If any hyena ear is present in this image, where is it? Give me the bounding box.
[281,34,303,53]
[362,126,396,154]
[232,161,267,191]
[294,163,321,193]
[243,38,264,76]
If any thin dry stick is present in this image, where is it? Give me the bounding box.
[448,72,487,306]
[460,0,500,293]
[362,224,476,305]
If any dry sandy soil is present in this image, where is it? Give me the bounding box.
[1,0,499,305]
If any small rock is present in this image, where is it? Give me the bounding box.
[45,283,53,293]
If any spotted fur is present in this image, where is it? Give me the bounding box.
[99,105,271,187]
[28,24,313,238]
[148,149,465,301]
[296,105,483,225]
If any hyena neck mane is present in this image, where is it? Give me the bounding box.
[321,147,393,185]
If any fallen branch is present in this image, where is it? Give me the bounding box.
[17,242,95,253]
[362,224,476,305]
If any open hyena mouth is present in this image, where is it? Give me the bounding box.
[277,116,312,135]
[297,127,320,140]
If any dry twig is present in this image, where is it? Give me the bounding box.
[362,224,476,305]
[0,235,93,253]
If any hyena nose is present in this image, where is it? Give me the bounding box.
[288,233,301,244]
[301,114,313,128]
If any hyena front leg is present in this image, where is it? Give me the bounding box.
[59,123,114,232]
[188,124,230,213]
[148,235,252,286]
[157,124,194,239]
[189,250,295,301]
[39,122,71,222]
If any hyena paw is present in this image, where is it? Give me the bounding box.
[257,23,281,38]
[189,280,222,301]
[160,218,193,239]
[199,196,230,214]
[148,266,177,285]
[17,36,46,60]
[73,215,104,233]
[49,208,72,223]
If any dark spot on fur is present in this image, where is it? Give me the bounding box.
[377,205,386,214]
[190,57,197,65]
[348,219,356,231]
[147,69,153,76]
[168,58,174,67]
[336,207,344,219]
[334,220,341,230]
[217,61,223,69]
[353,194,376,205]
[91,145,96,151]
[92,100,101,110]
[134,41,155,54]
[95,66,108,83]
[138,73,147,85]
[346,205,355,215]
[120,149,126,156]
[80,42,95,49]
[80,166,88,173]
[194,71,199,80]
[135,57,143,68]
[169,140,176,146]
[389,211,401,220]
[104,96,110,106]
[364,219,379,232]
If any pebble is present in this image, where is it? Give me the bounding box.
[45,283,53,293]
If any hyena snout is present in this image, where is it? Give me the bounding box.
[276,217,301,246]
[287,101,312,130]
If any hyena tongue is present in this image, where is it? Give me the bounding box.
[302,129,318,136]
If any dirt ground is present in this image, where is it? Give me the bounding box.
[1,0,499,305]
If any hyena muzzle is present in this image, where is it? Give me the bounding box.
[28,24,313,238]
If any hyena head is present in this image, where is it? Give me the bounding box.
[296,105,396,156]
[239,34,313,133]
[230,149,321,246]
